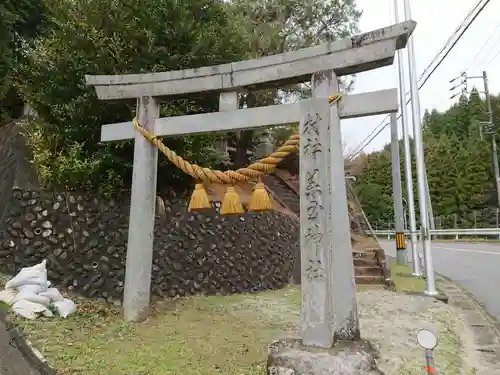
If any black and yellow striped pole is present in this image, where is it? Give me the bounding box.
[396,232,406,251]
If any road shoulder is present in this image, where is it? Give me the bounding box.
[438,275,500,374]
[0,312,41,375]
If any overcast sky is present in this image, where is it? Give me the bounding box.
[342,0,500,154]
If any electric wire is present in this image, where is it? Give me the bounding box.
[351,0,491,157]
[352,0,489,156]
[416,0,490,91]
[419,0,481,80]
[484,46,500,70]
[469,32,500,73]
[354,0,483,153]
[466,21,500,72]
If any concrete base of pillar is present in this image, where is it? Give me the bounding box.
[266,338,383,375]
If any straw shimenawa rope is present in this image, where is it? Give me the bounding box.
[131,94,342,214]
[132,118,299,184]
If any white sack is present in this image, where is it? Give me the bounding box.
[5,260,47,290]
[0,289,16,305]
[53,298,76,318]
[39,288,63,302]
[2,260,76,320]
[13,291,51,307]
[42,309,54,318]
[17,284,47,295]
[11,300,48,320]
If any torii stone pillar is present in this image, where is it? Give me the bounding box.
[123,96,159,321]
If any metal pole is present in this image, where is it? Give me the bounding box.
[390,113,406,264]
[425,168,436,237]
[394,0,420,275]
[425,349,437,375]
[403,0,437,294]
[483,71,500,207]
[402,198,408,230]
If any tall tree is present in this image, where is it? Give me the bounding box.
[356,92,499,228]
[224,0,362,167]
[15,0,247,195]
[0,0,47,124]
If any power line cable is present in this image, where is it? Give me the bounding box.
[469,32,500,73]
[353,0,489,155]
[466,21,500,72]
[351,0,491,157]
[418,0,490,89]
[419,0,481,79]
[484,44,500,70]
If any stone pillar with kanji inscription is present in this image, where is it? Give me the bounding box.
[298,99,335,349]
[267,97,381,375]
[312,70,359,342]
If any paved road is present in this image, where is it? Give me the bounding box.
[0,320,40,375]
[379,239,500,321]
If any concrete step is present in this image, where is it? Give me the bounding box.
[353,257,379,267]
[356,284,387,290]
[354,266,383,277]
[355,275,385,285]
[353,248,383,257]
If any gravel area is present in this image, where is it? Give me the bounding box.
[358,290,480,375]
[241,288,481,375]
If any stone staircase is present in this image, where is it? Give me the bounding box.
[263,170,390,287]
[353,248,391,287]
[261,174,300,216]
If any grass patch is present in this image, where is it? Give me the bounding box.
[389,262,426,293]
[14,288,302,375]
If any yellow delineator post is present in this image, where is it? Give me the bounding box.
[396,232,406,250]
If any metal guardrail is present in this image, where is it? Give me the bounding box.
[370,228,500,238]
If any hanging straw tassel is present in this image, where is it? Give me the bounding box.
[248,181,273,212]
[188,183,212,211]
[220,186,244,215]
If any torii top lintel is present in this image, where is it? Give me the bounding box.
[85,20,416,100]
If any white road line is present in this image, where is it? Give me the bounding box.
[432,245,500,256]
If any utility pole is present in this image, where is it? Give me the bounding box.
[390,113,406,264]
[450,70,500,207]
[483,71,500,207]
[403,0,438,295]
[425,169,436,238]
[393,0,420,274]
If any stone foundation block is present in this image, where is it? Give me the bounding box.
[267,338,383,375]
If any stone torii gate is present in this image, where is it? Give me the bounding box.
[86,21,415,354]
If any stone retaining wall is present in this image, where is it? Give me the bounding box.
[0,188,299,303]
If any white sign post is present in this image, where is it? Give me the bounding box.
[417,328,439,375]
